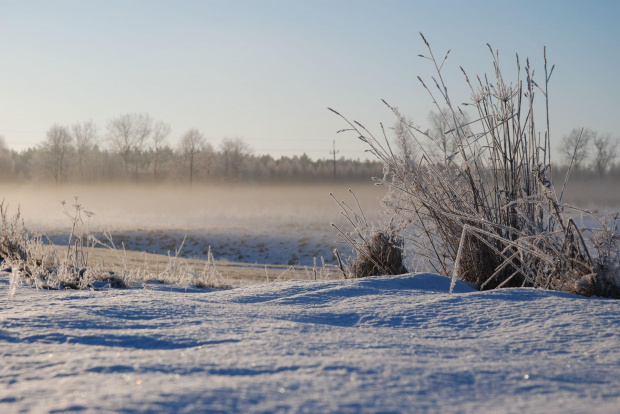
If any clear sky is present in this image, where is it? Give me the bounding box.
[1,0,618,160]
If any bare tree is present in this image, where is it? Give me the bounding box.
[71,121,98,180]
[37,124,74,184]
[591,133,619,176]
[199,143,216,179]
[106,113,152,177]
[0,136,14,180]
[428,108,467,165]
[150,121,171,182]
[179,129,206,185]
[219,137,251,180]
[560,128,594,171]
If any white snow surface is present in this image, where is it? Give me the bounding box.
[44,224,339,267]
[1,273,619,413]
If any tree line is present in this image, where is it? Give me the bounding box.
[0,113,383,184]
[3,111,615,185]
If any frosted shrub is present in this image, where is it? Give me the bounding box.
[331,33,620,298]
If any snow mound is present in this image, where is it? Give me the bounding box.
[1,273,619,413]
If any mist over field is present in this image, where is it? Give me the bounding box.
[558,176,620,210]
[1,176,618,267]
[0,182,388,266]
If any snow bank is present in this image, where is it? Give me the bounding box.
[1,273,618,413]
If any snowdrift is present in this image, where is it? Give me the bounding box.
[1,273,619,413]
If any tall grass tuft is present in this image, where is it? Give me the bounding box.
[331,191,408,278]
[330,33,620,298]
[0,201,48,285]
[1,199,232,292]
[1,199,125,290]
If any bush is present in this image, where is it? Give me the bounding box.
[331,34,620,298]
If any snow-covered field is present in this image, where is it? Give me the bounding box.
[1,273,619,413]
[45,225,338,267]
[2,183,387,266]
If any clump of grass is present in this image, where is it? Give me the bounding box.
[331,191,408,278]
[348,231,407,278]
[145,243,231,289]
[55,198,127,289]
[1,198,232,292]
[1,198,126,290]
[1,201,50,291]
[1,201,33,268]
[331,33,620,298]
[576,212,620,298]
[302,257,339,281]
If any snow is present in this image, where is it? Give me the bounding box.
[45,223,339,266]
[1,273,619,413]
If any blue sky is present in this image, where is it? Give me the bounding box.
[0,0,618,160]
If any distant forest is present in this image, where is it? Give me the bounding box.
[0,115,382,184]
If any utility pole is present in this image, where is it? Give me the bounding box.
[330,140,339,178]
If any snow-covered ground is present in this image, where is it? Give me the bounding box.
[1,273,619,413]
[45,224,339,266]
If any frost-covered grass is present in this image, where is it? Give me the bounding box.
[0,199,237,290]
[0,199,347,291]
[1,273,619,413]
[332,34,620,298]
